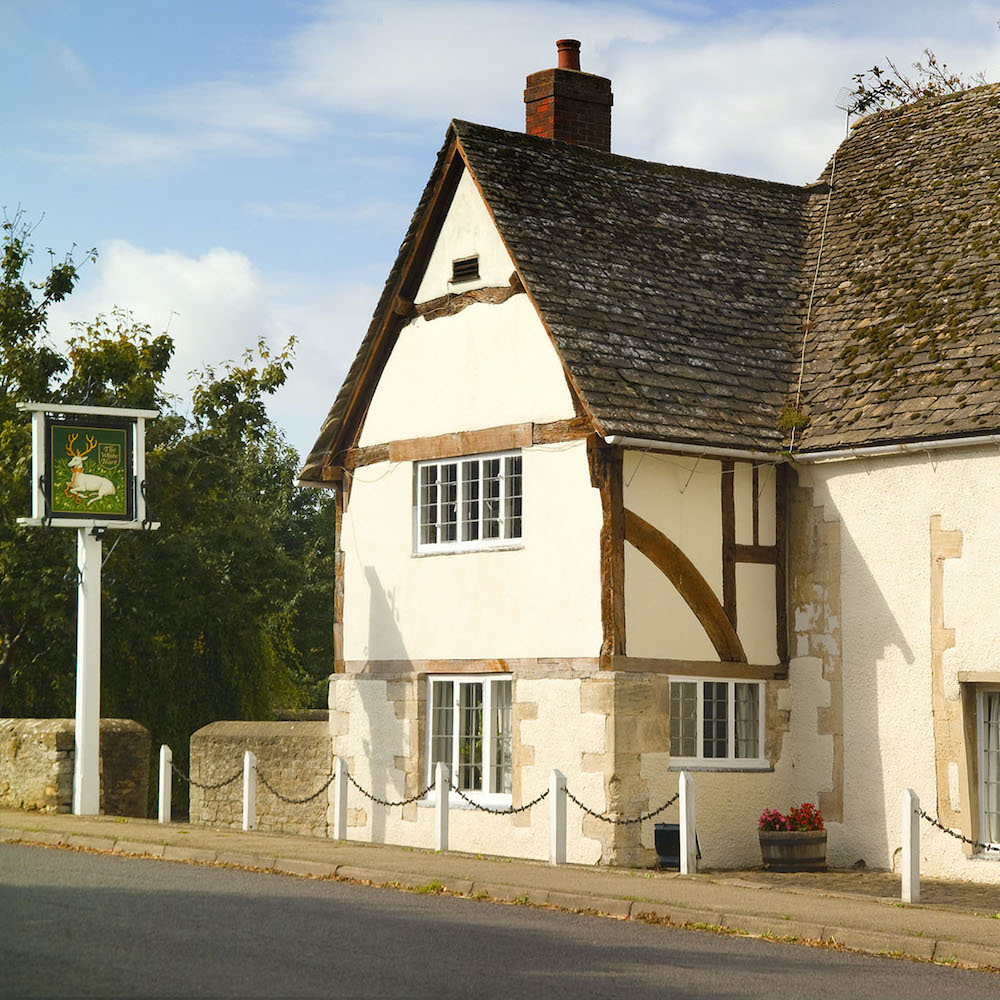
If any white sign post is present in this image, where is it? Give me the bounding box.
[17,401,159,816]
[74,527,103,813]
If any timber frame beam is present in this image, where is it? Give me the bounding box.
[328,416,593,475]
[625,508,747,664]
[588,437,626,669]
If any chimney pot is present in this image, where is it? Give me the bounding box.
[556,39,581,71]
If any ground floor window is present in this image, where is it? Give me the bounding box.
[979,689,1000,845]
[668,677,766,767]
[427,675,512,801]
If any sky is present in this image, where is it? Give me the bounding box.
[4,0,1000,460]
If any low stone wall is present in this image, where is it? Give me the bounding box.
[189,720,332,838]
[0,718,150,816]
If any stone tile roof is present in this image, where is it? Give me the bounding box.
[796,84,1000,452]
[300,85,1000,480]
[453,121,809,453]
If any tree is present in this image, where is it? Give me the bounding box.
[852,48,989,114]
[0,218,335,813]
[0,215,89,713]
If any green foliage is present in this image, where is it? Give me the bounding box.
[776,402,809,433]
[0,216,334,814]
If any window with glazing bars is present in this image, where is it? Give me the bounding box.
[980,690,1000,845]
[427,676,513,800]
[416,452,522,553]
[669,678,765,766]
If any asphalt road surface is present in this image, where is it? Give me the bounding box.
[3,844,999,999]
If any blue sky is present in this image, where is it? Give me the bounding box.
[4,0,999,458]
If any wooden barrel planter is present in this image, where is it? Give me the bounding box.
[759,830,827,871]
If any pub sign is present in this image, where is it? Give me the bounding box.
[45,416,134,520]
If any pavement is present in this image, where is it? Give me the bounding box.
[5,807,1000,973]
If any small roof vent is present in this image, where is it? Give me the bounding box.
[451,255,479,283]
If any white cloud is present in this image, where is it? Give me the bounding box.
[146,81,320,140]
[46,240,375,459]
[281,0,669,125]
[50,0,1000,180]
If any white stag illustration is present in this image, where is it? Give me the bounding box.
[65,433,116,506]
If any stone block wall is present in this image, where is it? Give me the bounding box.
[189,720,331,837]
[0,718,150,816]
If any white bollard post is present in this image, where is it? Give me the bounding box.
[680,771,697,874]
[902,787,920,903]
[333,757,348,841]
[435,762,449,853]
[549,768,567,866]
[158,745,172,824]
[242,750,257,832]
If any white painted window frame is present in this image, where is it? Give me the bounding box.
[413,450,523,555]
[668,677,769,770]
[425,674,513,807]
[977,687,1000,850]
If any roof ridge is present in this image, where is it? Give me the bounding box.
[450,118,808,194]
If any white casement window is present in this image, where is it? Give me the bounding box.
[427,675,513,804]
[668,678,767,768]
[978,689,1000,846]
[415,452,522,554]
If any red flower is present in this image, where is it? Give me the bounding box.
[759,802,824,832]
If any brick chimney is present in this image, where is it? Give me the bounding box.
[524,39,613,152]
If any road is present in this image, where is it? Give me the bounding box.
[2,844,998,999]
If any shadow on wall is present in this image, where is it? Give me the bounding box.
[791,465,915,869]
[358,564,412,844]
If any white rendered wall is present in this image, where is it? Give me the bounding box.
[358,297,575,446]
[343,439,602,660]
[329,674,607,864]
[623,451,777,664]
[639,660,832,868]
[623,452,723,661]
[795,446,1000,881]
[414,167,516,304]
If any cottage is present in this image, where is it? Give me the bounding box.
[299,40,1000,878]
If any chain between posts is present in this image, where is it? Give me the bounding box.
[564,788,681,826]
[919,808,1000,853]
[448,784,549,815]
[175,760,682,824]
[346,771,436,808]
[173,764,243,791]
[257,770,336,805]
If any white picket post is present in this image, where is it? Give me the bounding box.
[242,750,257,831]
[333,757,348,841]
[158,744,172,824]
[680,771,697,874]
[435,762,449,852]
[902,787,920,903]
[549,768,567,866]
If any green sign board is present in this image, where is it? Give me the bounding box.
[45,418,134,520]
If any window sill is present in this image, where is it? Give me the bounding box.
[668,763,774,773]
[413,543,524,558]
[420,792,514,810]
